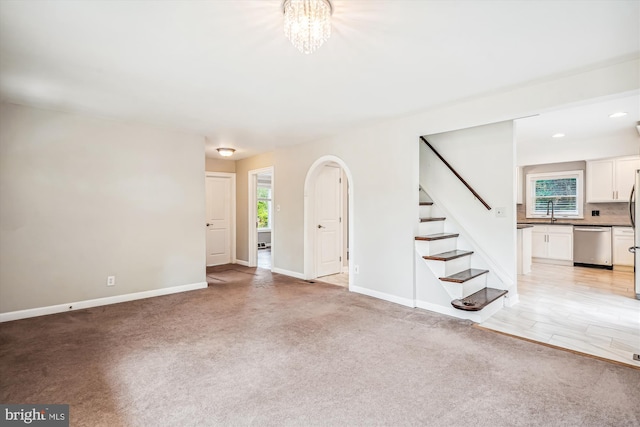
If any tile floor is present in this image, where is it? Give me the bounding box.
[480,263,640,368]
[257,248,271,270]
[315,272,349,287]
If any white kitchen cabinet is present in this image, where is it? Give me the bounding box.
[586,156,640,202]
[531,225,573,263]
[613,226,634,268]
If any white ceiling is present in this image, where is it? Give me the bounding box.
[0,1,638,159]
[516,92,640,165]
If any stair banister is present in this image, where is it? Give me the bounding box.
[420,136,492,211]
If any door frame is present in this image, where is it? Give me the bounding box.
[248,166,274,268]
[304,156,354,288]
[205,172,236,266]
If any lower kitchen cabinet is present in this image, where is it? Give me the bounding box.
[613,226,634,268]
[532,225,573,263]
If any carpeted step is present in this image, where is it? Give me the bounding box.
[440,268,489,283]
[451,287,508,311]
[415,232,459,241]
[423,249,473,261]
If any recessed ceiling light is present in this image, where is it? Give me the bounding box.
[609,112,628,118]
[552,133,565,138]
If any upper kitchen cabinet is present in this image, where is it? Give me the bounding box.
[586,155,640,203]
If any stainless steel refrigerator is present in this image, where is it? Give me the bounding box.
[629,169,640,299]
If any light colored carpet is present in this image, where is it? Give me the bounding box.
[1,265,638,426]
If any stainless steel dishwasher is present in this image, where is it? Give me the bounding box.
[573,226,612,269]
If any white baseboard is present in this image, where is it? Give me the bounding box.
[0,281,208,323]
[272,268,305,279]
[235,259,250,267]
[503,292,519,307]
[350,285,415,308]
[532,258,572,266]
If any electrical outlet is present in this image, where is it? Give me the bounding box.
[354,265,360,274]
[633,353,640,361]
[591,210,600,217]
[107,276,116,287]
[495,207,506,218]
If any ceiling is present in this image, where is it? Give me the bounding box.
[516,92,640,164]
[0,1,638,159]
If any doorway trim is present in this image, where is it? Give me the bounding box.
[248,166,274,268]
[205,171,236,266]
[304,155,354,289]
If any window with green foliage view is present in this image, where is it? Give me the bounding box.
[257,187,271,229]
[526,170,584,218]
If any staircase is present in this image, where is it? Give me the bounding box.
[415,196,508,322]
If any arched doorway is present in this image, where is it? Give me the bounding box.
[304,156,354,289]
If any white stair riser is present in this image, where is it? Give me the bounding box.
[445,256,470,276]
[424,256,470,278]
[461,274,488,296]
[414,238,457,256]
[419,205,432,217]
[418,220,444,235]
[440,274,487,299]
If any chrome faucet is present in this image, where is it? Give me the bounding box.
[546,200,557,223]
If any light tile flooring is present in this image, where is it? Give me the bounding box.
[480,263,640,368]
[258,248,271,270]
[316,272,349,287]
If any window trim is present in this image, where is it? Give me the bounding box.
[525,170,584,219]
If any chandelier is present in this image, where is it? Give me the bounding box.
[283,0,333,54]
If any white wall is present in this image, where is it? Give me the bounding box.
[238,58,639,306]
[422,121,516,284]
[0,103,206,313]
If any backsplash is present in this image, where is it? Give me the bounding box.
[517,202,632,226]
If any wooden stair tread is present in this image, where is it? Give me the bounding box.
[451,287,508,311]
[440,268,489,283]
[419,217,446,222]
[419,201,434,206]
[415,233,459,241]
[423,250,473,261]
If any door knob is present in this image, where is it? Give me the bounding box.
[206,223,211,227]
[628,246,640,253]
[317,224,325,229]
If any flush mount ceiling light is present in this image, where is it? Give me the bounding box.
[217,148,236,157]
[552,133,566,138]
[283,0,333,54]
[609,111,628,118]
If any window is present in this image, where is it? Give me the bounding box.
[525,170,583,219]
[257,186,272,230]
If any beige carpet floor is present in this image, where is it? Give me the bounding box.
[1,265,639,426]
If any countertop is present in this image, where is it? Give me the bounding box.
[518,221,632,228]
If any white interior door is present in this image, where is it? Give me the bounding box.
[206,175,232,266]
[315,165,342,277]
